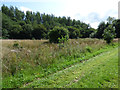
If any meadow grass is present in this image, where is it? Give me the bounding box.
[2,38,118,88]
[24,47,118,88]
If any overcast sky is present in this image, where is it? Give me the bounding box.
[1,0,119,29]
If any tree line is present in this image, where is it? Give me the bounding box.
[1,5,120,43]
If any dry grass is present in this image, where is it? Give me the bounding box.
[2,38,107,76]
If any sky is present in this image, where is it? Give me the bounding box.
[1,0,119,29]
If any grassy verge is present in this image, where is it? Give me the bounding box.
[70,48,118,88]
[2,39,118,88]
[23,47,118,88]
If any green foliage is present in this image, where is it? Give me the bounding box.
[9,25,23,39]
[96,21,106,39]
[2,13,15,30]
[32,24,47,39]
[114,19,120,38]
[1,5,99,39]
[2,5,9,16]
[1,5,118,40]
[49,26,69,43]
[58,36,68,49]
[36,12,41,24]
[13,42,23,49]
[66,17,72,26]
[15,7,25,21]
[20,24,33,39]
[2,28,9,38]
[67,26,81,39]
[80,24,94,38]
[103,25,116,44]
[18,21,26,26]
[86,46,92,53]
[13,42,19,48]
[89,31,97,38]
[58,36,68,43]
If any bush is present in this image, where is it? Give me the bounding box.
[103,25,116,44]
[13,42,19,48]
[48,26,69,43]
[13,42,23,49]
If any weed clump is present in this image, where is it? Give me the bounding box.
[13,41,23,49]
[13,42,19,48]
[86,46,92,53]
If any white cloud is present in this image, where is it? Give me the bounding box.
[59,0,119,28]
[19,6,32,13]
[4,0,119,28]
[90,22,100,29]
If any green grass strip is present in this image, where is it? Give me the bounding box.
[23,48,118,88]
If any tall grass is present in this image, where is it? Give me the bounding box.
[2,38,118,88]
[2,38,108,77]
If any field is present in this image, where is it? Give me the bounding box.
[1,38,118,88]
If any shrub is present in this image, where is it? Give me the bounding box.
[13,42,19,48]
[58,36,68,49]
[103,25,116,44]
[86,46,92,53]
[103,31,114,44]
[13,42,23,49]
[48,26,69,43]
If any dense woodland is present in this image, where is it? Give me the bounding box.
[0,5,120,41]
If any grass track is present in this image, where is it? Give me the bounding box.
[23,47,118,88]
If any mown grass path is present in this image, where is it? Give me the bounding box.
[23,47,118,88]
